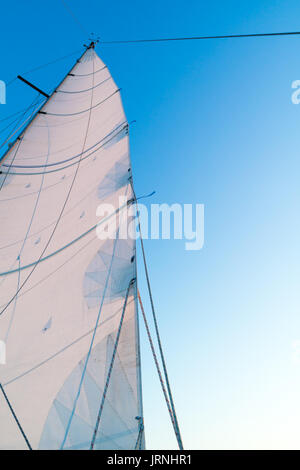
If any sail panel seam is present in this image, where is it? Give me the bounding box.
[1,122,127,171]
[0,200,128,277]
[70,65,107,77]
[57,76,111,94]
[44,89,119,117]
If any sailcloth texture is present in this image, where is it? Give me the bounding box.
[0,48,144,450]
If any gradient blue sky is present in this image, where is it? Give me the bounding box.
[1,0,300,450]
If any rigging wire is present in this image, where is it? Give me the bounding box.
[0,94,41,188]
[0,116,23,135]
[0,98,44,125]
[137,290,180,448]
[90,280,133,450]
[0,384,32,450]
[60,0,89,36]
[5,50,82,88]
[0,98,42,158]
[131,181,184,450]
[0,103,44,153]
[100,30,300,44]
[3,27,298,97]
[134,421,144,450]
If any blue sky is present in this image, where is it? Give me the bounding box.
[1,0,300,449]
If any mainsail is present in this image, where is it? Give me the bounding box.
[0,44,144,450]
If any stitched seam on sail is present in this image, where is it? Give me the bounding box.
[2,121,127,169]
[57,76,111,94]
[45,89,119,117]
[0,202,127,276]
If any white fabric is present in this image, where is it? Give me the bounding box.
[0,48,144,450]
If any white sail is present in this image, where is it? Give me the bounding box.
[0,46,144,450]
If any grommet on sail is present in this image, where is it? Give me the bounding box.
[0,45,144,450]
